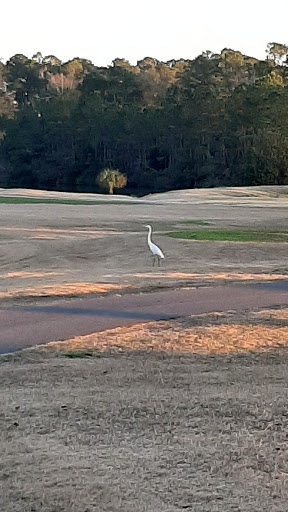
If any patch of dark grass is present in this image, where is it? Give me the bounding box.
[180,220,210,226]
[0,197,139,206]
[167,229,288,243]
[63,351,94,358]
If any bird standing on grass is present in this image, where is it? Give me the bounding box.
[145,224,165,267]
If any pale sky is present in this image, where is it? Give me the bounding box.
[1,0,288,65]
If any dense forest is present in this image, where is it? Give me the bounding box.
[1,43,288,195]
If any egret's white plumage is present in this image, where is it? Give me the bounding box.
[145,224,165,266]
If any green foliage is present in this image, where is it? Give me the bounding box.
[168,230,288,243]
[266,42,288,66]
[1,45,288,194]
[96,168,127,194]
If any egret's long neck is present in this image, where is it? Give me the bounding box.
[147,226,152,244]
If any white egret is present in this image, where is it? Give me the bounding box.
[145,224,165,267]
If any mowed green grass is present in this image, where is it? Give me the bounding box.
[168,229,288,243]
[0,197,139,205]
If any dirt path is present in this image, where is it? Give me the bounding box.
[1,280,288,354]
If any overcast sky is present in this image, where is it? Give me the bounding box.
[1,0,287,65]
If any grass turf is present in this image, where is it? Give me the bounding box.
[0,197,139,205]
[167,229,288,243]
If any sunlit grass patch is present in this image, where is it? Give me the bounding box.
[0,282,131,299]
[38,307,288,356]
[167,229,288,243]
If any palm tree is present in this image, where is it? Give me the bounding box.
[96,168,127,194]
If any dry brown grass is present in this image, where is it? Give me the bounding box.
[0,282,131,299]
[1,308,288,511]
[0,271,63,280]
[1,188,288,510]
[251,308,288,320]
[132,272,288,281]
[49,322,288,355]
[43,310,288,356]
[1,186,288,305]
[1,273,288,302]
[1,226,118,239]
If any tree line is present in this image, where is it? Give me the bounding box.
[1,43,288,195]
